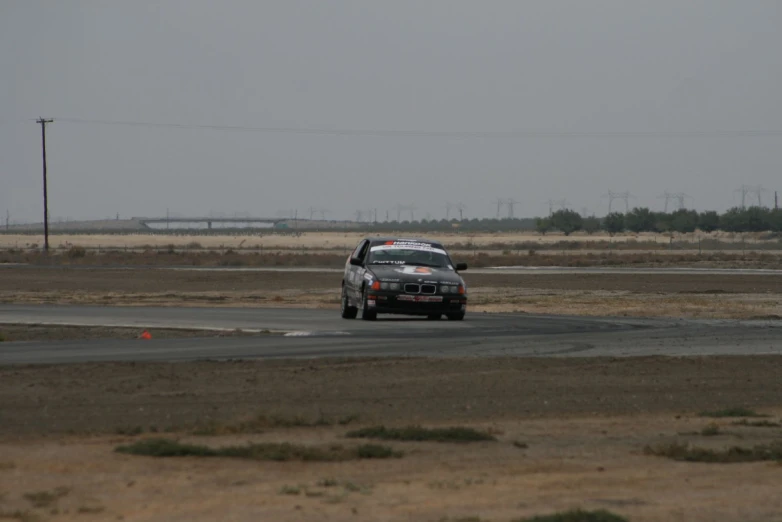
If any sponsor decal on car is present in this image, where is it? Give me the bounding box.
[396,295,444,302]
[369,242,447,255]
[394,266,434,275]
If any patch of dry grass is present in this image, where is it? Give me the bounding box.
[512,510,629,522]
[22,487,70,508]
[115,438,402,461]
[346,425,496,443]
[699,407,769,418]
[644,441,782,463]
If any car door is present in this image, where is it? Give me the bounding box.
[346,239,370,301]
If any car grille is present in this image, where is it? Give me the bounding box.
[404,283,437,294]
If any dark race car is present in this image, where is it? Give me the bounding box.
[340,237,468,321]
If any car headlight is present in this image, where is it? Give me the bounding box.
[389,282,400,291]
[441,285,454,293]
[381,282,389,290]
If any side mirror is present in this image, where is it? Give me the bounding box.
[349,257,363,266]
[455,262,468,271]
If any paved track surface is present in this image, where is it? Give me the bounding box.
[2,304,781,364]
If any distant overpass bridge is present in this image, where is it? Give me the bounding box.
[137,217,286,229]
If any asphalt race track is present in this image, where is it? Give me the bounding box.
[1,304,781,364]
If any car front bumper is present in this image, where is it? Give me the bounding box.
[367,292,467,315]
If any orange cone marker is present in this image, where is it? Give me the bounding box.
[139,330,152,340]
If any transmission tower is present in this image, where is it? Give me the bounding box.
[444,201,454,220]
[506,199,520,218]
[734,185,750,209]
[495,198,505,218]
[455,202,467,221]
[658,191,675,212]
[754,186,769,207]
[602,190,634,213]
[734,185,767,209]
[546,199,570,215]
[394,204,417,221]
[674,193,693,210]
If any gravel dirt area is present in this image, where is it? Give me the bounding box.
[2,267,782,319]
[1,357,782,521]
[2,264,782,521]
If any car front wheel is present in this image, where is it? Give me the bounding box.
[446,311,465,321]
[341,286,358,319]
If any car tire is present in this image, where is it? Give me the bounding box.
[446,312,465,321]
[341,286,358,319]
[427,314,442,320]
[361,286,377,321]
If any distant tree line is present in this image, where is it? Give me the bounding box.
[536,207,782,236]
[7,207,781,236]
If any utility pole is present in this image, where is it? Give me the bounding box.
[775,191,778,210]
[5,210,9,231]
[37,118,54,252]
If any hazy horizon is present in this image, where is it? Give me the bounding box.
[2,1,781,224]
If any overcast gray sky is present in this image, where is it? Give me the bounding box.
[2,0,781,223]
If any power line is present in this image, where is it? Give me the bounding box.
[50,118,782,139]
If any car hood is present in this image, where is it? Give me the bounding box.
[366,264,464,285]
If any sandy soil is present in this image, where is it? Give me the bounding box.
[1,230,777,251]
[2,268,781,319]
[3,266,782,521]
[1,357,782,521]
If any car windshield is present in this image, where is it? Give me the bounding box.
[366,243,451,268]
